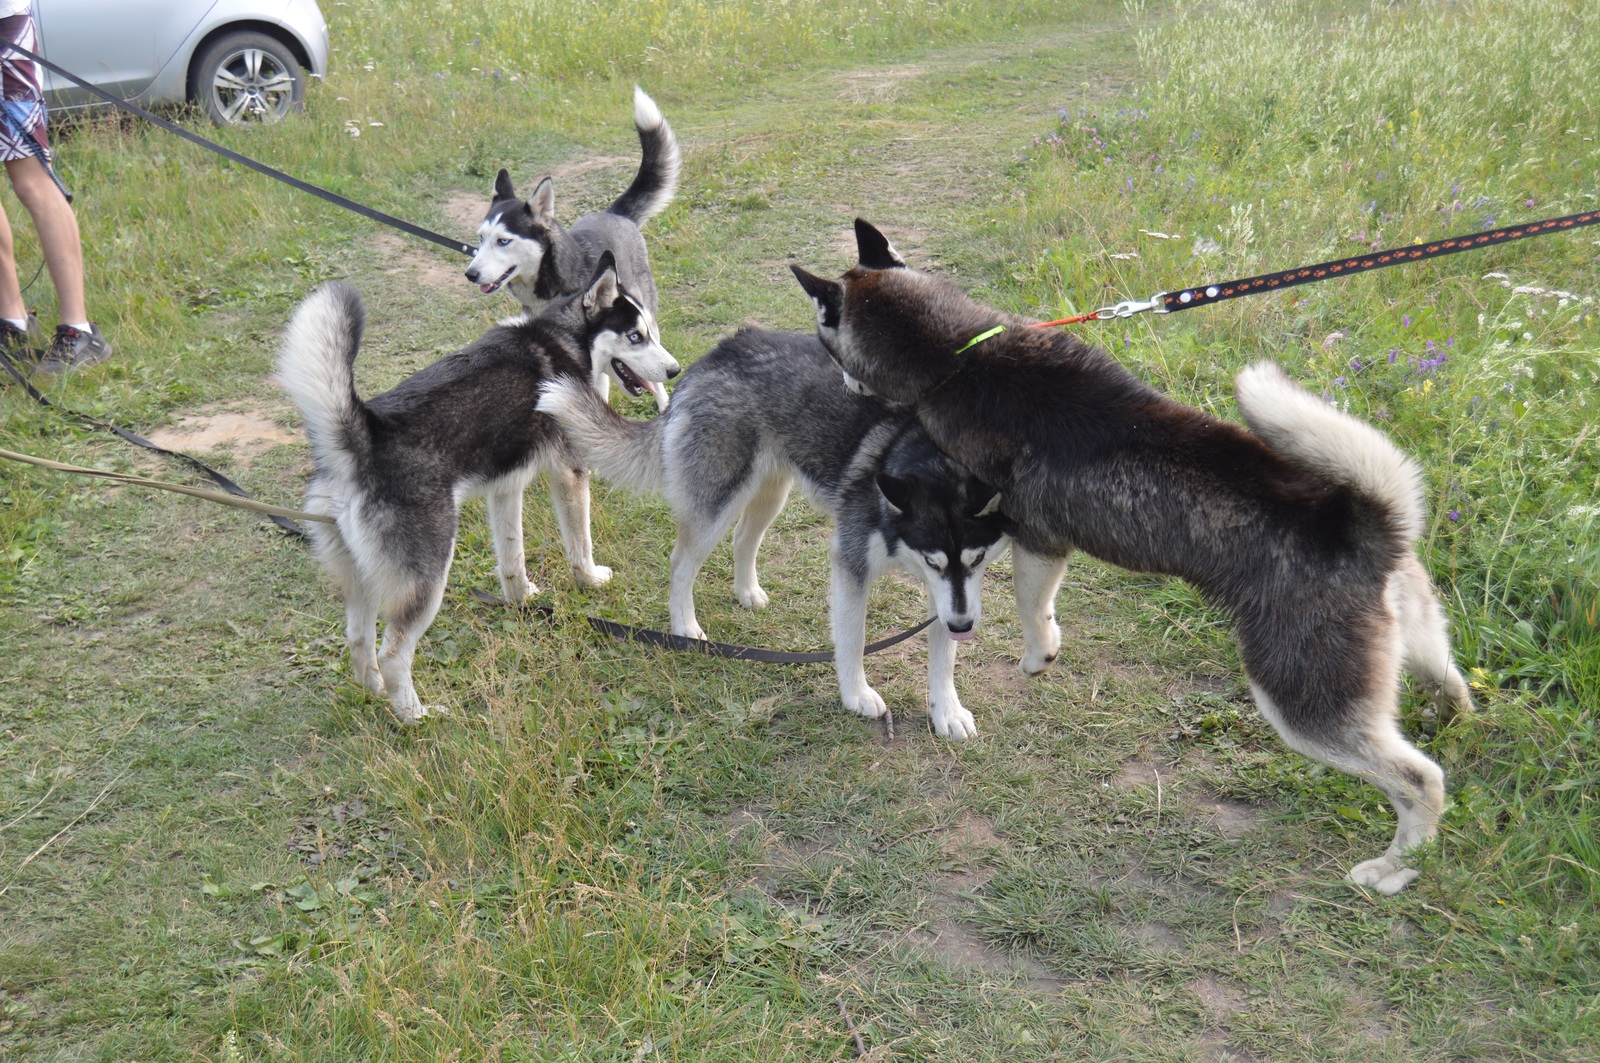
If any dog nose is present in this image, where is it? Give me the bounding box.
[946,618,973,634]
[464,267,479,282]
[667,363,681,379]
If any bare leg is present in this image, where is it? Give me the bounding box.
[1014,546,1070,675]
[486,477,537,604]
[0,197,24,321]
[548,461,611,587]
[5,156,86,323]
[731,473,791,610]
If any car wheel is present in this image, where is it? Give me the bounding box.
[192,31,304,125]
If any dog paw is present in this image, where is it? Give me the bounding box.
[841,686,887,719]
[499,572,538,604]
[351,659,385,694]
[736,583,770,610]
[388,698,445,726]
[1019,621,1062,676]
[930,700,978,741]
[1349,855,1420,895]
[575,564,612,588]
[674,622,708,642]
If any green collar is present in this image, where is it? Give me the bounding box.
[953,325,1006,355]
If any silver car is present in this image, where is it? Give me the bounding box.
[37,0,329,125]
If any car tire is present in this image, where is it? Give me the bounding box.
[191,30,304,125]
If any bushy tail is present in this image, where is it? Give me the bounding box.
[606,86,680,226]
[536,377,667,493]
[1236,362,1425,541]
[277,282,371,479]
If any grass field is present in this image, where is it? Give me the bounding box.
[2,0,1597,1059]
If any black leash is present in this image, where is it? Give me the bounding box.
[468,588,936,664]
[0,41,473,257]
[0,346,308,537]
[1047,207,1600,323]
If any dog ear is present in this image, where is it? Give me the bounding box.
[582,250,620,315]
[494,168,516,202]
[854,218,906,270]
[530,177,556,222]
[789,265,844,330]
[875,473,915,515]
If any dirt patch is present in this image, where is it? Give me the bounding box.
[372,232,466,293]
[833,65,925,103]
[1193,794,1262,839]
[443,190,487,231]
[144,405,299,465]
[1110,756,1168,790]
[1189,972,1248,1018]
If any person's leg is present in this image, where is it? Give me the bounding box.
[0,195,26,322]
[5,155,85,324]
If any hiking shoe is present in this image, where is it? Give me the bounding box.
[0,314,42,376]
[36,322,113,374]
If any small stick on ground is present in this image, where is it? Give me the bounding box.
[883,706,895,743]
[838,998,868,1057]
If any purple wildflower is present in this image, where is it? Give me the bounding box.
[1402,315,1412,327]
[1448,510,1460,522]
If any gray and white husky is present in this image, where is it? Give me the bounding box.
[539,327,1067,740]
[790,219,1474,893]
[465,86,679,410]
[279,253,679,722]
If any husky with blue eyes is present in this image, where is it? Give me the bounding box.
[279,253,678,723]
[539,327,1069,740]
[465,86,679,413]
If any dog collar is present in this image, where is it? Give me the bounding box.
[954,325,1006,356]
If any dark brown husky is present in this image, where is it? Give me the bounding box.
[789,220,1472,894]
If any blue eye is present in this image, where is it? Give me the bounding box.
[627,330,643,343]
[496,237,511,247]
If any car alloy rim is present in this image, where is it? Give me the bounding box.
[211,47,295,122]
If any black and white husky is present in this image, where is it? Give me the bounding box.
[538,327,1072,740]
[465,87,680,407]
[790,220,1474,893]
[278,254,679,723]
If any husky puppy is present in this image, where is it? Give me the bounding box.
[538,327,1067,740]
[465,86,680,405]
[789,220,1473,893]
[279,253,679,723]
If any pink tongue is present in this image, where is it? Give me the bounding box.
[479,283,494,293]
[948,628,975,642]
[646,380,670,410]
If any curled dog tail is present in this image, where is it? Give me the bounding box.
[1235,362,1425,542]
[607,86,680,227]
[536,377,667,493]
[277,282,372,480]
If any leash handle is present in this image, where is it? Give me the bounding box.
[0,40,474,257]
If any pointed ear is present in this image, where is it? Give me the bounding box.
[972,490,1003,518]
[789,265,843,329]
[582,250,620,315]
[530,176,556,222]
[494,168,516,202]
[854,218,906,270]
[875,473,915,515]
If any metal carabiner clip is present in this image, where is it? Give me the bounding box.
[1093,291,1169,319]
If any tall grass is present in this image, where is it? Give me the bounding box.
[339,0,1053,87]
[1007,0,1600,949]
